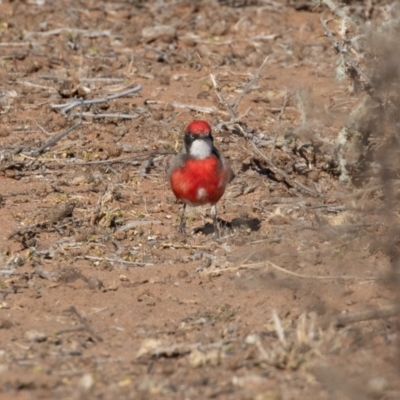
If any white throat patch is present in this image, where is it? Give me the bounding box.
[190,138,213,159]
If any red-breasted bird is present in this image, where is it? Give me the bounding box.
[168,120,233,238]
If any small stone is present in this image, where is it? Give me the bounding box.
[136,338,162,359]
[210,19,228,36]
[114,230,126,240]
[367,377,388,396]
[189,349,207,368]
[244,333,259,345]
[142,25,176,43]
[115,126,127,137]
[87,277,104,290]
[0,364,8,374]
[71,175,89,186]
[197,91,210,100]
[192,251,203,261]
[5,170,17,179]
[0,319,13,329]
[80,373,94,390]
[177,270,189,278]
[189,349,220,368]
[25,329,47,342]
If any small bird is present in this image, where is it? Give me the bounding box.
[168,120,233,239]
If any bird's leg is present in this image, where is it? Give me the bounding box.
[211,204,219,240]
[178,203,186,234]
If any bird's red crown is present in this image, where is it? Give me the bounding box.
[185,120,212,135]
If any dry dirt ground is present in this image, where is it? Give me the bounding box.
[0,1,399,399]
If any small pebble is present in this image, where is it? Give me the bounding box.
[25,330,47,343]
[244,333,259,345]
[367,377,388,396]
[0,364,8,374]
[142,25,176,43]
[80,373,94,391]
[87,277,104,290]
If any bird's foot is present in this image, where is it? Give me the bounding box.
[212,231,220,241]
[212,223,220,241]
[178,222,186,235]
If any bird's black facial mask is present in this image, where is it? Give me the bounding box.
[184,132,213,153]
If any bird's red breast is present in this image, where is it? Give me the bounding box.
[170,156,229,206]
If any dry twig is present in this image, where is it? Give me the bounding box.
[250,141,322,197]
[50,85,142,114]
[209,72,237,119]
[269,89,290,160]
[24,28,112,39]
[207,258,376,282]
[333,305,398,327]
[63,306,103,342]
[320,18,372,88]
[23,86,142,156]
[233,56,269,113]
[83,255,154,267]
[22,101,84,156]
[71,112,140,120]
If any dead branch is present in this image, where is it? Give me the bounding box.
[24,28,112,39]
[83,255,154,267]
[208,56,271,142]
[50,85,142,114]
[250,141,322,197]
[233,56,270,113]
[0,42,31,47]
[139,156,155,176]
[19,153,172,166]
[79,77,125,83]
[70,112,140,119]
[23,118,82,156]
[263,260,374,281]
[16,80,58,93]
[0,269,16,276]
[214,107,251,131]
[22,85,142,155]
[171,101,218,114]
[35,123,52,136]
[207,258,376,281]
[136,338,232,359]
[117,220,162,231]
[269,89,290,160]
[209,73,237,119]
[63,306,103,342]
[161,243,208,249]
[333,305,398,327]
[8,202,76,242]
[321,18,372,88]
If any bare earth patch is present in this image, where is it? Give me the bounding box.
[0,1,399,399]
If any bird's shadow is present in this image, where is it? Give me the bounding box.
[193,217,261,236]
